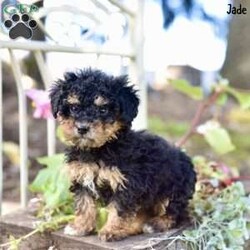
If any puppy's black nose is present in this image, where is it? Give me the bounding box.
[77,125,89,135]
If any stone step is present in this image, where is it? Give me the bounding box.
[1,201,21,215]
[0,211,187,250]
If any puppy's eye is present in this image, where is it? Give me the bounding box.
[70,105,81,113]
[99,107,108,114]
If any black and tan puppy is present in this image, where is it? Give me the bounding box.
[49,68,196,241]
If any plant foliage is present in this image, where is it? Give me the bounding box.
[197,121,235,155]
[183,182,250,250]
[3,77,249,249]
[29,154,73,215]
[170,79,203,100]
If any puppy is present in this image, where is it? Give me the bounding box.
[49,68,196,241]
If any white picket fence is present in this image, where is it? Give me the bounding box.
[0,0,146,215]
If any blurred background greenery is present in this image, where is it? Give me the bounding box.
[1,0,250,203]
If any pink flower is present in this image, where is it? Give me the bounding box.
[26,89,52,119]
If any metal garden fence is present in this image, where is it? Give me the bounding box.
[0,0,146,215]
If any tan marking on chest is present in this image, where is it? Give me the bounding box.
[65,161,99,183]
[65,161,127,192]
[97,166,127,191]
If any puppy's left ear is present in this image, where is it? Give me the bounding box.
[116,76,139,124]
[49,81,62,118]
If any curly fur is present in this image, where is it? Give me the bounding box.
[49,68,196,241]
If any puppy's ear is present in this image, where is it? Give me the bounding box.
[64,72,77,82]
[116,76,140,124]
[49,81,62,118]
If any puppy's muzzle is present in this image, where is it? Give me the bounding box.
[76,122,90,135]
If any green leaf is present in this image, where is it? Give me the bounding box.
[30,154,72,212]
[226,87,250,109]
[96,207,108,231]
[203,127,235,155]
[8,235,20,250]
[29,168,51,192]
[169,79,203,100]
[30,154,65,192]
[37,154,65,168]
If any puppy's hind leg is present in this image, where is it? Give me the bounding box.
[143,200,187,233]
[64,190,97,236]
[143,215,176,233]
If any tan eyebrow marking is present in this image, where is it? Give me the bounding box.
[67,94,80,104]
[94,96,109,106]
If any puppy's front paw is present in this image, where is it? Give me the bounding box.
[98,228,126,242]
[64,224,93,237]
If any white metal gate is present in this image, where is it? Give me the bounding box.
[0,0,146,215]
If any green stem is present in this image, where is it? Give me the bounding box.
[0,214,74,248]
[0,228,40,248]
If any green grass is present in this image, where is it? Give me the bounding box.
[148,116,189,138]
